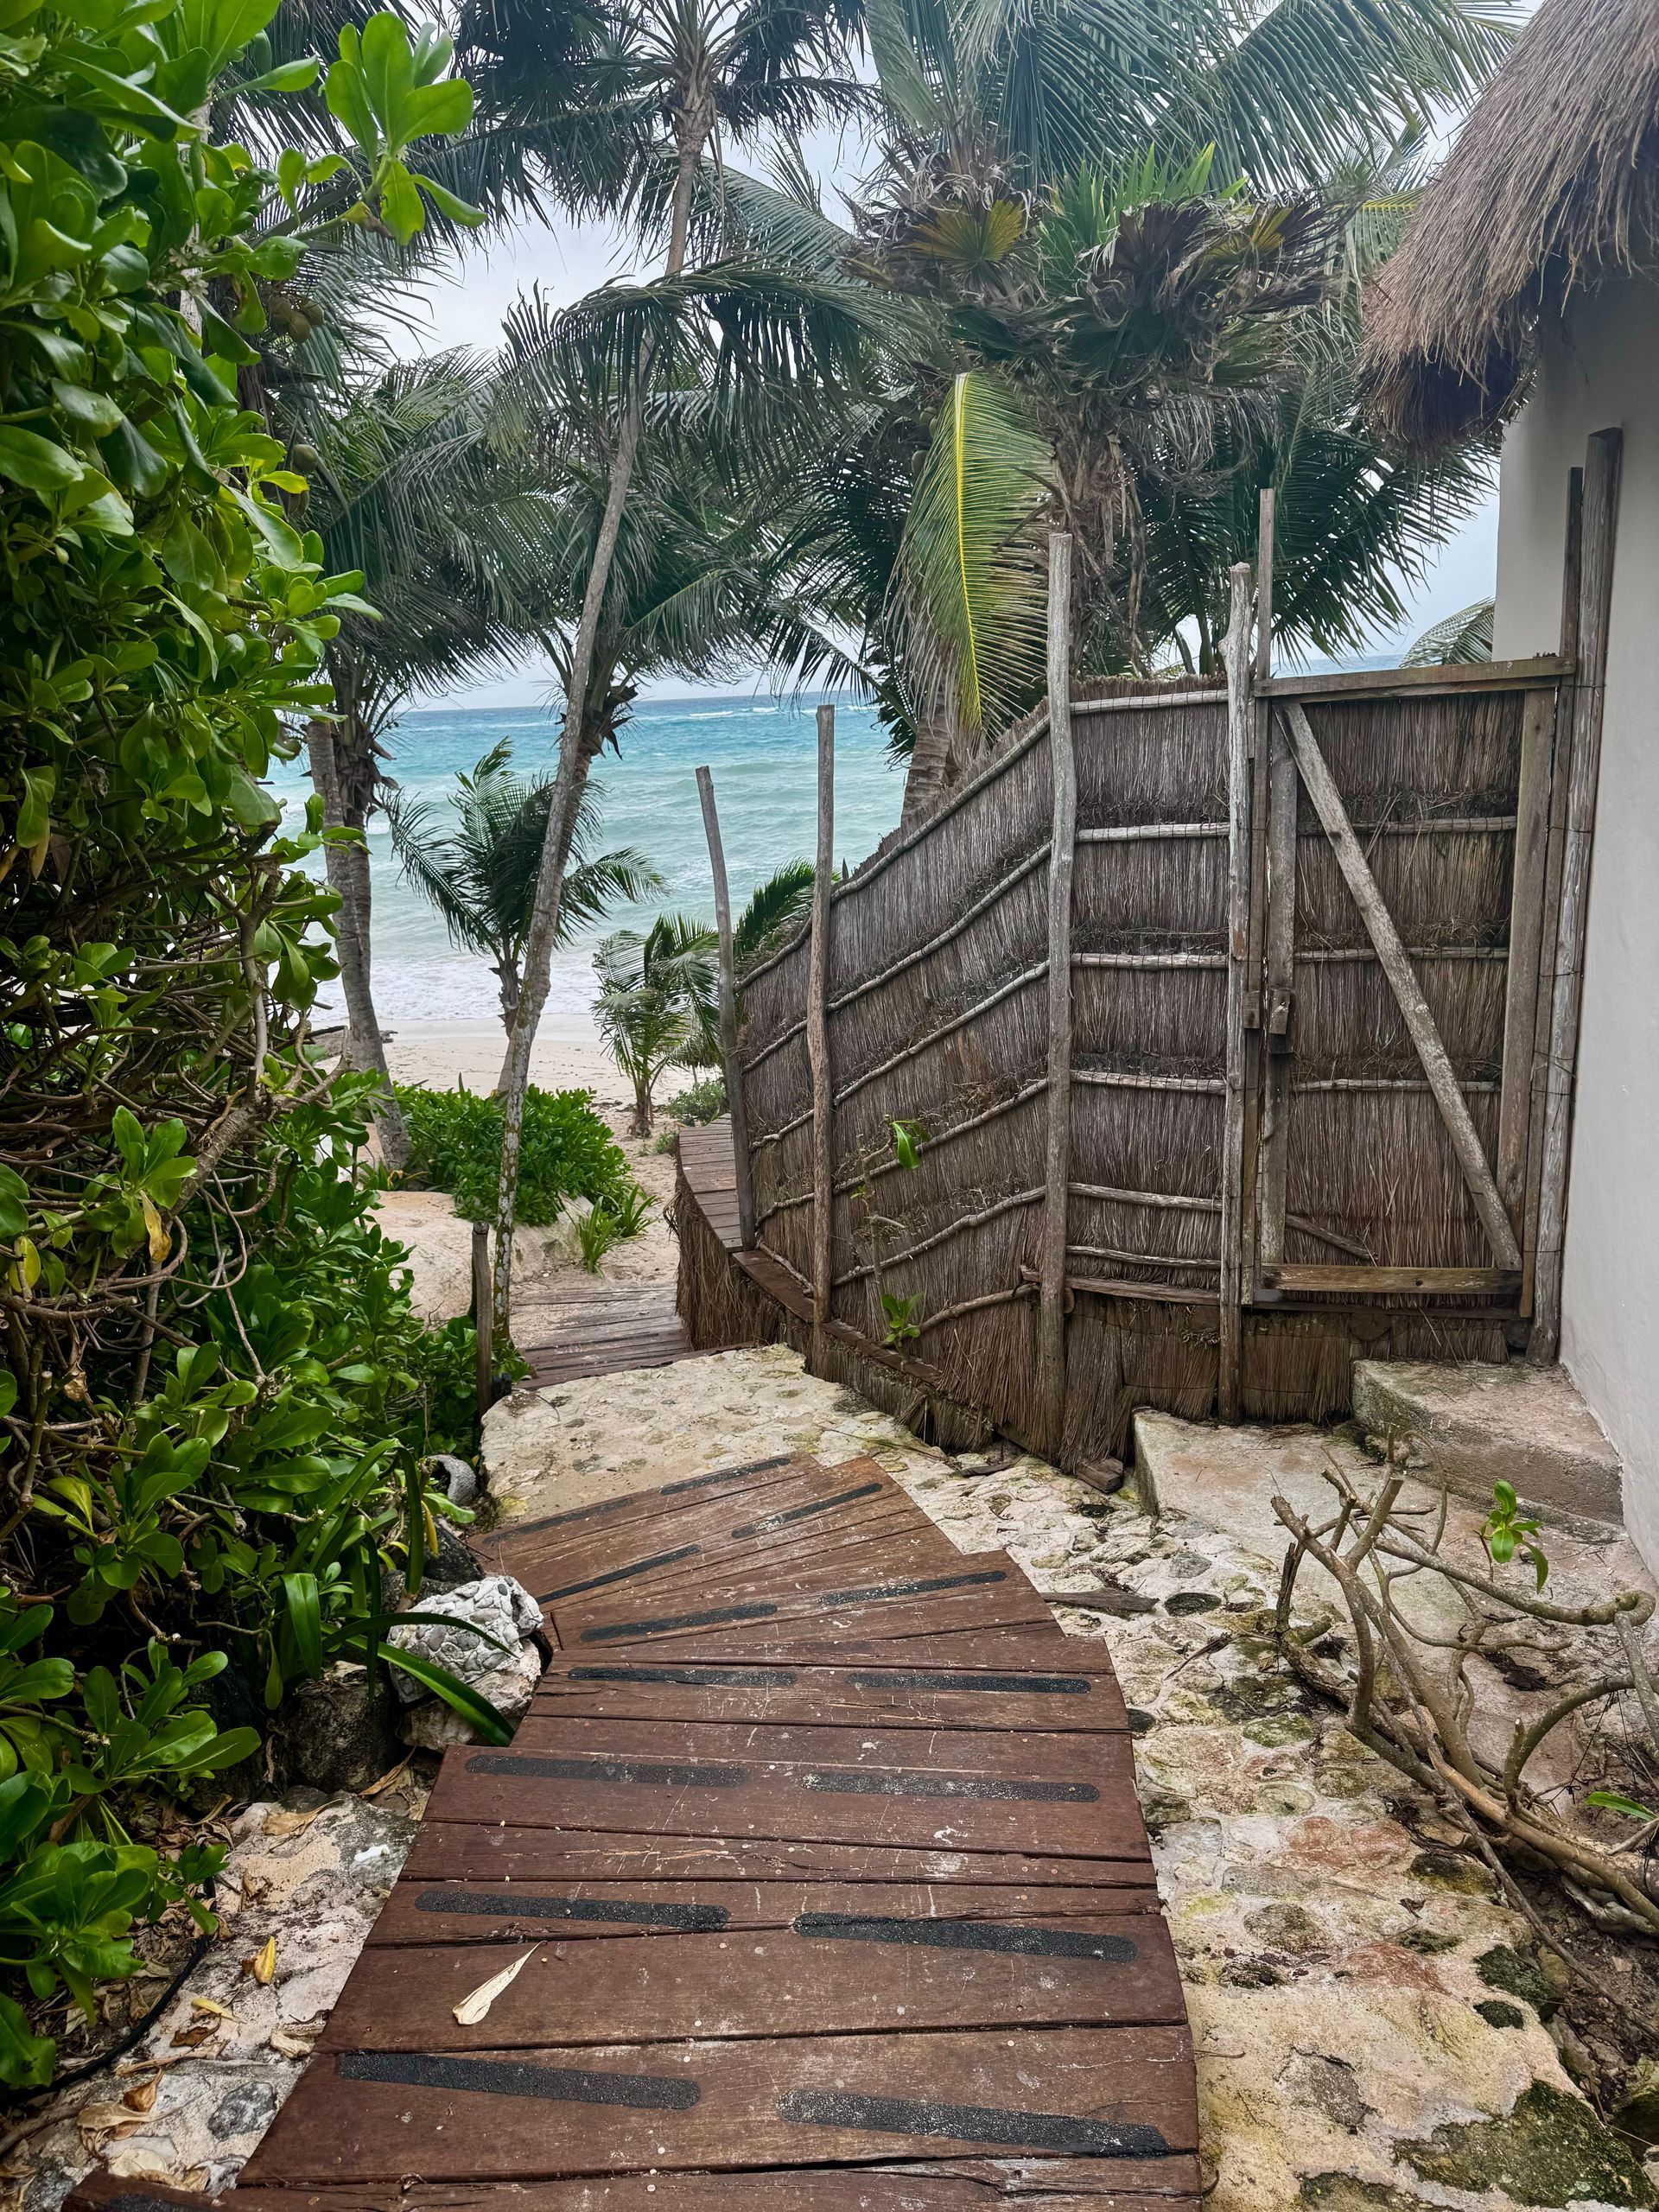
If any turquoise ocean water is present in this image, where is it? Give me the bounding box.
[267,694,904,1025]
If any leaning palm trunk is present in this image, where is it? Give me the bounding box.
[306,722,410,1169]
[491,137,704,1342]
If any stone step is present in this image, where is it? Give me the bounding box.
[1351,1358,1622,1529]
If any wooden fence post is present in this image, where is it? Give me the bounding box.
[1531,427,1623,1362]
[696,765,756,1249]
[1254,488,1275,685]
[1037,532,1077,1458]
[471,1221,492,1416]
[807,703,836,1325]
[1217,561,1254,1420]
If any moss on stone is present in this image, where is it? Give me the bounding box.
[1300,2177,1442,2212]
[1402,2082,1656,2207]
[1243,1713,1317,1746]
[1475,1999,1526,2029]
[1477,1943,1560,2020]
[1408,1847,1494,1895]
[1397,1927,1460,1955]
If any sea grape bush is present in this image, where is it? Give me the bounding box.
[397,1083,641,1228]
[0,0,483,2085]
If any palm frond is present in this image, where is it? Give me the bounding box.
[893,368,1052,743]
[1402,598,1494,666]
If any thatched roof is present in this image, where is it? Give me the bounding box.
[1361,0,1659,452]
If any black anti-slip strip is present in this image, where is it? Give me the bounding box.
[338,2050,700,2111]
[660,1452,798,1494]
[414,1889,730,1931]
[579,1600,778,1642]
[847,1669,1092,1696]
[729,1481,884,1539]
[468,1751,747,1788]
[792,1912,1136,1961]
[568,1663,798,1688]
[802,1769,1098,1803]
[819,1568,1007,1607]
[540,1545,700,1602]
[775,2088,1166,2158]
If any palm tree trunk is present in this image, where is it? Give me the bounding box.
[490,137,706,1345]
[307,721,410,1170]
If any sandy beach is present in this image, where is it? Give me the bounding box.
[377,1012,690,1321]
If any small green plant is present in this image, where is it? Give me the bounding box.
[397,1084,634,1225]
[1586,1790,1657,1822]
[889,1118,926,1169]
[880,1291,923,1347]
[665,1075,727,1125]
[1484,1480,1549,1590]
[575,1186,652,1273]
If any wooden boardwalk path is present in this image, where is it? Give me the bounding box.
[68,1408,1198,2209]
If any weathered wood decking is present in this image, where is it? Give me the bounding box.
[70,1446,1198,2211]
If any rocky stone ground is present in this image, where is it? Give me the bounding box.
[0,1786,422,2212]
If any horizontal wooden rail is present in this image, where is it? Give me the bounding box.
[1258,657,1567,700]
[833,1187,1045,1287]
[1292,1076,1500,1094]
[1074,950,1225,970]
[1298,944,1506,963]
[1077,822,1226,843]
[1075,1068,1225,1095]
[1261,1262,1522,1295]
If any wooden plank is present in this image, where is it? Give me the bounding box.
[321,1914,1186,2049]
[477,1456,822,1559]
[1497,685,1558,1236]
[526,1656,1129,1734]
[403,1829,1157,1890]
[698,764,756,1247]
[1252,715,1297,1291]
[543,1532,1005,1640]
[241,2023,1199,2181]
[501,1713,1135,1782]
[637,1633,1122,1673]
[1280,702,1523,1272]
[424,1743,1147,1861]
[1532,428,1623,1360]
[1217,559,1253,1416]
[70,2164,1204,2211]
[1254,486,1274,684]
[1522,466,1583,1319]
[807,702,836,1323]
[1259,655,1567,699]
[369,1878,1166,1946]
[67,2164,1203,2212]
[549,1558,1057,1651]
[1038,531,1077,1457]
[1260,1265,1522,1296]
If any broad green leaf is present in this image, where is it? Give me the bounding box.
[0,424,83,494]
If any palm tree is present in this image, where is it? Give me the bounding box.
[480,0,874,1334]
[715,0,1511,813]
[387,744,665,1027]
[594,917,719,1135]
[291,350,567,1159]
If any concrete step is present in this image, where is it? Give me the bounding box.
[1351,1357,1622,1529]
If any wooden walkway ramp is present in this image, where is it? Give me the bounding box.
[73,1452,1199,2212]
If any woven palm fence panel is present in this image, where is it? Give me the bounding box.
[721,524,1588,1470]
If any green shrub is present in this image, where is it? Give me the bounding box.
[0,0,485,2088]
[575,1185,653,1273]
[397,1084,636,1227]
[665,1074,728,1125]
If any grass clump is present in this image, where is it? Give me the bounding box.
[665,1074,727,1125]
[397,1084,638,1226]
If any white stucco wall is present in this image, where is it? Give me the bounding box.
[1493,276,1659,1573]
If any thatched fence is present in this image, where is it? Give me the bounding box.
[680,465,1614,1470]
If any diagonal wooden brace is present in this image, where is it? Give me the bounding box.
[1280,702,1523,1271]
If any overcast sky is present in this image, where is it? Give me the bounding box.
[391,179,1502,715]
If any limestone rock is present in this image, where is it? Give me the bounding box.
[276,1666,403,1793]
[385,1574,543,1738]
